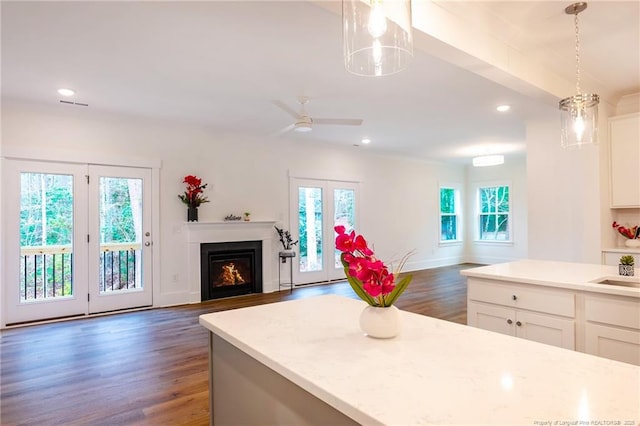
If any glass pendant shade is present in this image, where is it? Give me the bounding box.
[343,0,413,77]
[559,93,599,148]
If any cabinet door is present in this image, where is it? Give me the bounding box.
[515,311,575,350]
[610,114,640,208]
[585,323,640,366]
[467,302,515,337]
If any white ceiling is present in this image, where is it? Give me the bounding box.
[2,1,639,164]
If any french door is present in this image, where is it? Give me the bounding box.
[290,178,358,285]
[3,160,153,324]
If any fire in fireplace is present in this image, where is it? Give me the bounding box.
[200,241,262,300]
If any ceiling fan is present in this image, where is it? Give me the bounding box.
[271,96,363,135]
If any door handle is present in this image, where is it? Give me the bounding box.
[507,319,513,325]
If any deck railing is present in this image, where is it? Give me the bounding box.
[20,242,141,301]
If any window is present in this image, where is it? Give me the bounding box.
[439,186,460,242]
[477,185,511,241]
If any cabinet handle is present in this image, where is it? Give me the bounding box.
[516,321,522,327]
[512,295,517,301]
[507,319,513,325]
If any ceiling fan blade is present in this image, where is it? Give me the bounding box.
[272,100,300,119]
[269,123,295,137]
[313,118,363,126]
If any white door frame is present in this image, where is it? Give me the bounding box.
[3,160,90,324]
[88,165,153,314]
[1,147,160,327]
[289,177,359,285]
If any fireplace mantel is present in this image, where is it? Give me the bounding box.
[185,221,278,300]
[185,221,278,243]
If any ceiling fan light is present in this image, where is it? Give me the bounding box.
[343,0,413,77]
[294,122,312,132]
[472,155,504,167]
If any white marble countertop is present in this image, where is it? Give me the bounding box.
[461,259,640,298]
[199,295,640,425]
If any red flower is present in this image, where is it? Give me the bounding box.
[178,175,209,207]
[613,221,639,240]
[335,227,413,307]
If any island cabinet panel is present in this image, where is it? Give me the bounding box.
[468,302,575,350]
[467,279,576,350]
[467,278,575,317]
[584,294,640,365]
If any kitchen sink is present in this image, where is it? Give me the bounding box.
[590,277,640,288]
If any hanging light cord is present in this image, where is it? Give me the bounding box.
[574,11,581,95]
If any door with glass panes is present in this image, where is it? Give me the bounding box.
[3,160,153,324]
[290,178,358,285]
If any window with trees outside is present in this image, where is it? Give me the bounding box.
[477,185,511,241]
[439,187,460,242]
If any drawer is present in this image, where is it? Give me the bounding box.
[585,294,640,330]
[467,279,575,317]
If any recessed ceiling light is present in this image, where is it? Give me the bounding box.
[496,105,511,112]
[361,138,371,144]
[472,155,504,167]
[58,88,75,97]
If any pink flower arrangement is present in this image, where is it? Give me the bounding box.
[335,226,412,307]
[178,175,209,208]
[612,221,639,240]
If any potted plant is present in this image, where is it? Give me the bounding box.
[619,255,635,277]
[274,226,298,262]
[243,211,251,222]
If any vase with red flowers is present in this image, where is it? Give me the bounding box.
[178,175,209,222]
[612,221,640,248]
[334,226,412,338]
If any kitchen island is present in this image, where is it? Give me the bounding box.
[199,294,639,425]
[462,259,640,365]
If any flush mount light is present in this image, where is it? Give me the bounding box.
[472,155,504,167]
[496,105,511,112]
[343,0,413,77]
[361,138,371,144]
[559,2,599,148]
[57,88,75,97]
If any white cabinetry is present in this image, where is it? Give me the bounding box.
[609,113,640,208]
[602,249,640,267]
[584,294,640,365]
[467,279,575,350]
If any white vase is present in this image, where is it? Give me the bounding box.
[625,239,640,248]
[359,305,400,339]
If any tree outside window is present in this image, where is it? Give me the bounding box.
[440,187,460,242]
[478,185,510,241]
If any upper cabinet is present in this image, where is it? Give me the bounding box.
[609,113,640,208]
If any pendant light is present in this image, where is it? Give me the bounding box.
[559,2,599,148]
[343,0,413,77]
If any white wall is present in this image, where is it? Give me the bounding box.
[526,116,602,264]
[0,98,466,314]
[464,156,528,264]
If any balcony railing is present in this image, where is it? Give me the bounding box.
[20,242,142,301]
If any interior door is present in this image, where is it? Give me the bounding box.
[290,178,357,285]
[4,160,89,324]
[88,165,153,313]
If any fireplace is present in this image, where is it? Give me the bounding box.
[200,241,263,300]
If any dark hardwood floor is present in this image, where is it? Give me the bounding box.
[0,264,477,425]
